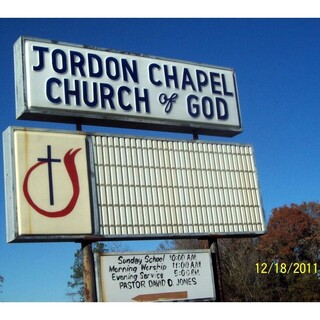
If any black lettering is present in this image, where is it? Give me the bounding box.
[135,88,150,113]
[149,63,162,86]
[164,65,179,89]
[202,96,214,119]
[83,81,98,107]
[118,86,132,111]
[196,70,208,92]
[100,83,115,109]
[52,49,67,74]
[187,94,200,117]
[46,77,62,103]
[70,50,86,77]
[176,278,197,286]
[148,279,166,287]
[105,57,120,80]
[122,59,139,83]
[32,46,49,71]
[216,97,229,120]
[64,79,80,105]
[88,53,103,77]
[210,72,222,95]
[222,74,234,96]
[181,68,196,91]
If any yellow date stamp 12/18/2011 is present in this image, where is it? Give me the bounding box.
[256,262,318,275]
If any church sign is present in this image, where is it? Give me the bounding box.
[14,37,242,137]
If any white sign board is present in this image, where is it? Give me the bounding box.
[14,37,242,137]
[96,250,215,302]
[3,127,92,241]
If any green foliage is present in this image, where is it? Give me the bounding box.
[67,248,85,301]
[67,242,106,301]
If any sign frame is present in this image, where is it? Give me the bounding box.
[14,36,242,137]
[3,126,95,243]
[87,131,266,241]
[4,126,266,243]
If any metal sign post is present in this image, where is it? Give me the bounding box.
[81,240,97,302]
[208,238,224,302]
[74,124,97,303]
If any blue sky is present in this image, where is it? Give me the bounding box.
[1,17,320,303]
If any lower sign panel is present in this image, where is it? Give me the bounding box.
[96,250,215,302]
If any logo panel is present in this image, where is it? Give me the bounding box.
[14,130,92,236]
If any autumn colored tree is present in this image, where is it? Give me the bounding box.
[161,202,320,302]
[220,202,320,301]
[257,202,320,301]
[259,203,319,263]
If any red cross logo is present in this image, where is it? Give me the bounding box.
[23,146,81,218]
